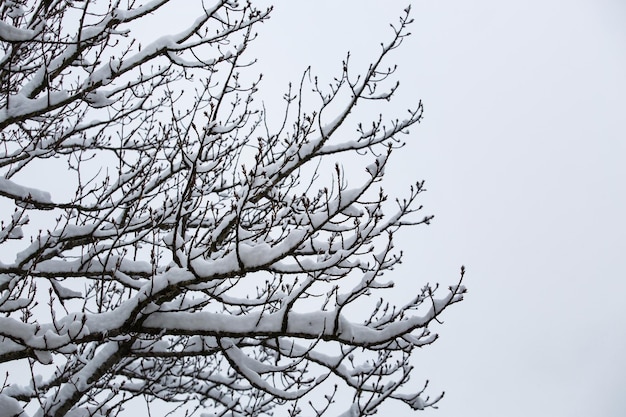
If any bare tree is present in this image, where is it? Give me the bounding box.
[0,1,465,416]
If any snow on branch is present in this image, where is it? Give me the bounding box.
[0,3,464,417]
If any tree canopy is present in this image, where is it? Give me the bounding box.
[0,1,465,416]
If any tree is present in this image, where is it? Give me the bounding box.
[0,1,466,416]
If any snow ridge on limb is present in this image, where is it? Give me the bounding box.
[0,3,465,417]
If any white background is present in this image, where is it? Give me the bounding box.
[248,1,626,416]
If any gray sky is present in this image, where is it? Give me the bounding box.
[5,1,622,416]
[251,1,626,416]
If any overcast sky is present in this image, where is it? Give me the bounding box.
[6,1,622,416]
[249,1,626,416]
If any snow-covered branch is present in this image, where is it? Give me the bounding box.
[0,3,464,416]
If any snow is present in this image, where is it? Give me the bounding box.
[220,338,312,400]
[1,90,71,127]
[0,296,30,312]
[83,90,115,108]
[0,393,24,417]
[340,204,363,217]
[50,280,83,300]
[0,177,53,205]
[33,349,53,365]
[0,20,36,42]
[111,0,179,22]
[7,226,23,239]
[141,297,455,349]
[44,341,121,417]
[5,2,25,19]
[364,155,387,178]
